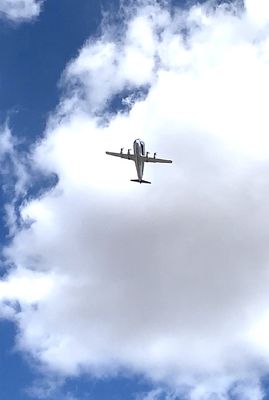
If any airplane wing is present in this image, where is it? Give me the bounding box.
[106,151,135,161]
[142,156,172,164]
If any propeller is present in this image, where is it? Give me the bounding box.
[127,149,132,159]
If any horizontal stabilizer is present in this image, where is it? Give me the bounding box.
[130,179,151,184]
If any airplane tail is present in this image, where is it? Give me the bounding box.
[130,179,151,184]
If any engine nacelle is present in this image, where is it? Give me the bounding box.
[120,148,124,154]
[154,152,157,159]
[146,151,150,160]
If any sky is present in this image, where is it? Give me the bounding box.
[3,0,269,399]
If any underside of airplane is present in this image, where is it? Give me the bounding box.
[106,139,172,184]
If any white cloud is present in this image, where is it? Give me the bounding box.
[3,0,269,398]
[0,124,28,196]
[0,0,43,22]
[137,388,167,400]
[0,124,14,154]
[230,380,264,400]
[245,0,269,28]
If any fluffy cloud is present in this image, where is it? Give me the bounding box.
[0,0,43,22]
[0,124,28,196]
[2,0,269,398]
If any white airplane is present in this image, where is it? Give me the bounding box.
[106,138,172,184]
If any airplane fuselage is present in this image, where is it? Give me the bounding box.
[133,139,145,181]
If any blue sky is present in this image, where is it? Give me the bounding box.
[0,0,110,142]
[0,2,182,399]
[2,0,269,399]
[0,2,149,399]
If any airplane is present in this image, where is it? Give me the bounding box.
[106,138,172,184]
